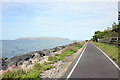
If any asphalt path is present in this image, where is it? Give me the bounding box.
[62,42,119,79]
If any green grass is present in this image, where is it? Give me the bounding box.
[44,61,54,65]
[48,42,85,63]
[33,62,53,71]
[2,42,85,79]
[2,62,54,79]
[2,69,41,79]
[93,42,119,64]
[2,69,26,78]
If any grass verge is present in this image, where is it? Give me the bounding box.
[93,42,119,65]
[48,42,84,63]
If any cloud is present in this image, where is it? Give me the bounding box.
[1,2,118,40]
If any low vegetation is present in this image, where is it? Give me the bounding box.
[2,62,54,79]
[2,42,85,79]
[93,42,119,64]
[48,43,84,63]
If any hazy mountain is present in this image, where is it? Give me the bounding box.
[16,37,69,40]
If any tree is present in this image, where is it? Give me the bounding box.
[91,22,119,42]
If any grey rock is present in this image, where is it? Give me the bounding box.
[22,61,32,67]
[1,42,74,70]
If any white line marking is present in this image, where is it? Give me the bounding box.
[92,43,120,70]
[66,43,87,79]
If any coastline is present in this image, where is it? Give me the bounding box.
[0,43,69,70]
[0,41,85,78]
[1,39,74,59]
[0,42,83,70]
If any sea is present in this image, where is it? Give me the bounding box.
[0,40,74,58]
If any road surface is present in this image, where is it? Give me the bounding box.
[62,42,119,80]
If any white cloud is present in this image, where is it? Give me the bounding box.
[2,2,118,40]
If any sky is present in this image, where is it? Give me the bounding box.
[0,1,118,40]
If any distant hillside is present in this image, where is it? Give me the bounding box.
[16,37,69,40]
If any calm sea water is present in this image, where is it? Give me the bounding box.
[1,40,73,58]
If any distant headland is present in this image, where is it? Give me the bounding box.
[16,37,69,40]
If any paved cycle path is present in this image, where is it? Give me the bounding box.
[62,42,119,79]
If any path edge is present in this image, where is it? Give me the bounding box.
[92,42,120,70]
